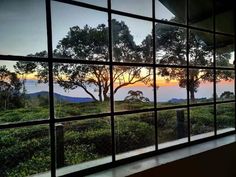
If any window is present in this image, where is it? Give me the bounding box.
[0,0,235,176]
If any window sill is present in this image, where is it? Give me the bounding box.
[86,133,236,177]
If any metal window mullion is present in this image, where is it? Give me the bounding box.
[45,0,56,176]
[108,0,116,163]
[213,0,217,136]
[186,0,191,143]
[152,0,158,151]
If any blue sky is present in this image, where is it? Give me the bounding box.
[0,0,174,55]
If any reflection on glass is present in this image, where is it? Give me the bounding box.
[53,63,110,118]
[0,60,49,124]
[56,118,112,173]
[189,30,213,67]
[115,112,155,160]
[112,0,152,17]
[216,1,234,34]
[158,109,188,149]
[112,15,153,63]
[216,103,235,134]
[216,35,235,68]
[75,0,107,7]
[216,70,235,101]
[189,0,213,30]
[156,0,186,24]
[52,1,108,61]
[0,0,47,56]
[156,23,187,65]
[190,105,214,141]
[114,66,153,112]
[0,125,50,176]
[156,68,187,107]
[189,69,214,104]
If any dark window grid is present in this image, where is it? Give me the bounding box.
[1,55,235,71]
[0,0,235,176]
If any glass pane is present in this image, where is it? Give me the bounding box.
[56,118,112,175]
[189,0,213,30]
[216,70,235,102]
[53,63,110,118]
[0,125,50,176]
[158,109,188,149]
[114,66,153,112]
[52,1,108,61]
[111,0,152,17]
[189,30,213,67]
[156,67,187,107]
[189,69,214,104]
[216,0,235,34]
[216,35,234,68]
[0,60,49,124]
[156,0,186,24]
[156,23,187,65]
[115,112,155,160]
[112,15,153,63]
[0,0,47,56]
[75,0,107,7]
[217,103,235,134]
[190,105,214,141]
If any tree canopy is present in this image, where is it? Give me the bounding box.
[17,19,152,102]
[153,24,234,102]
[13,19,234,103]
[0,66,23,110]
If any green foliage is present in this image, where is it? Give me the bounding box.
[190,106,214,134]
[0,101,234,176]
[217,103,235,129]
[0,107,49,123]
[0,126,50,177]
[115,117,155,153]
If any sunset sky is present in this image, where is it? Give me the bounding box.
[0,0,235,102]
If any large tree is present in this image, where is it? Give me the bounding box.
[18,20,152,102]
[154,24,234,102]
[0,66,23,110]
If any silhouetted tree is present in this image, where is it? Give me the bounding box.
[14,61,37,94]
[0,66,23,110]
[220,91,234,99]
[124,90,150,102]
[19,20,152,102]
[151,24,234,102]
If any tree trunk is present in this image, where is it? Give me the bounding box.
[190,89,195,103]
[98,86,102,102]
[4,99,7,110]
[103,85,109,101]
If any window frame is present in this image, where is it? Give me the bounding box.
[0,0,235,176]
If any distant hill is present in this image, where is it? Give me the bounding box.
[27,91,93,103]
[168,98,186,103]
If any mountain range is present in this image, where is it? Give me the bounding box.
[27,91,93,103]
